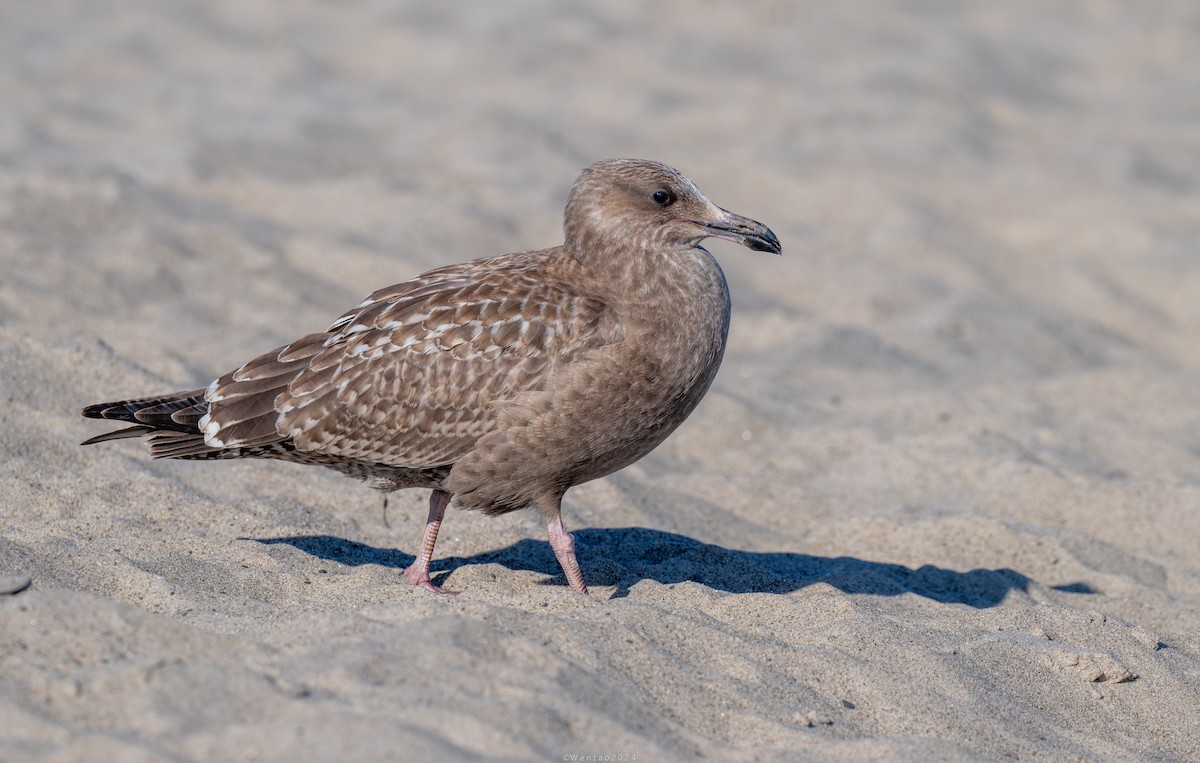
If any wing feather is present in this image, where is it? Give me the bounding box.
[276,255,612,468]
[198,250,613,469]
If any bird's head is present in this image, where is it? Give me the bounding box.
[564,158,781,258]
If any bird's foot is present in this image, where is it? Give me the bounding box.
[402,563,458,595]
[416,579,459,595]
[547,515,589,595]
[399,489,457,594]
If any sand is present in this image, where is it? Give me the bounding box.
[2,1,1199,761]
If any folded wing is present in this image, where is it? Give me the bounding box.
[199,252,613,468]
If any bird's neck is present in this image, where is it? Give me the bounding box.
[577,241,732,350]
[567,236,726,301]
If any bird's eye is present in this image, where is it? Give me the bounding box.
[652,189,675,207]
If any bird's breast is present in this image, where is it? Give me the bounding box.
[593,246,732,444]
[624,246,731,378]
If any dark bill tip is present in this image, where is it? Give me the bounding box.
[745,227,782,255]
[696,211,782,255]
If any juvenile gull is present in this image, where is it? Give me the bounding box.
[82,159,781,594]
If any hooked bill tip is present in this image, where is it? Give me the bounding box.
[746,232,782,255]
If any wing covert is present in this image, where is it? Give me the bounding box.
[276,264,611,467]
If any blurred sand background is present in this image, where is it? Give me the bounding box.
[2,1,1199,760]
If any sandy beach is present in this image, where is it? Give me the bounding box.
[2,1,1199,760]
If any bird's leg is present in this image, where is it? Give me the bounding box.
[403,489,457,594]
[547,512,589,595]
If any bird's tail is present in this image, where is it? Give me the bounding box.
[81,390,216,457]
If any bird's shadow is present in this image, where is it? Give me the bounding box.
[248,527,1060,607]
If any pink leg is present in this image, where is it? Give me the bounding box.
[403,489,457,594]
[547,513,589,595]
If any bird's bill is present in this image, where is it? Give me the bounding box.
[691,209,782,255]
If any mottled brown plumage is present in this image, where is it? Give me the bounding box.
[82,159,781,594]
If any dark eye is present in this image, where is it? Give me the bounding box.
[652,189,675,207]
